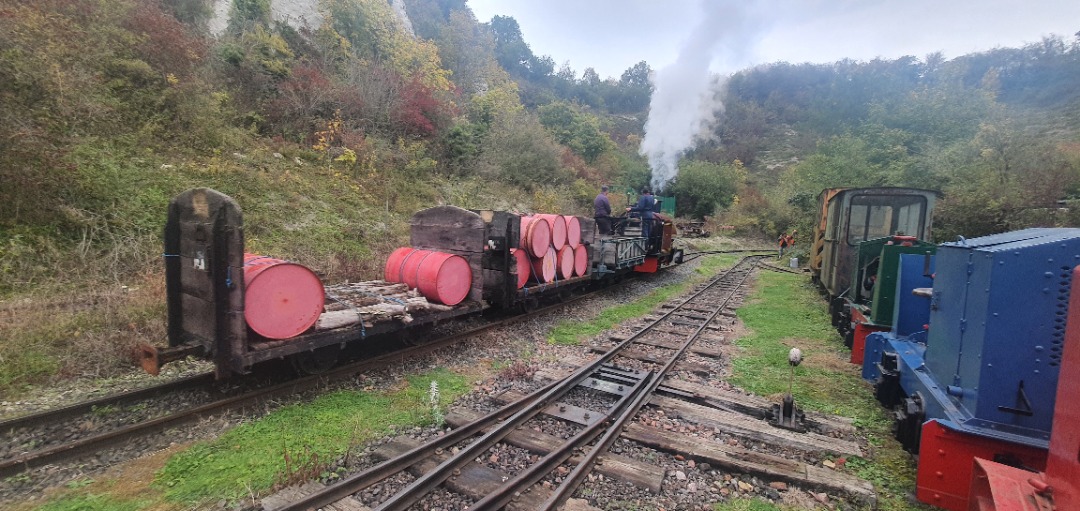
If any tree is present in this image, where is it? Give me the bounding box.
[620,61,651,89]
[435,10,497,95]
[228,0,271,32]
[603,61,652,113]
[162,0,214,27]
[489,15,534,77]
[669,160,744,218]
[478,109,563,188]
[581,67,600,87]
[324,0,451,91]
[537,102,613,163]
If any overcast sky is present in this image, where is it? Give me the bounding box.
[467,0,1080,80]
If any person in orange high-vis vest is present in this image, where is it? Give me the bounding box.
[778,230,796,258]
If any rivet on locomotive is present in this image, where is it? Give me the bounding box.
[137,188,683,379]
[813,187,1080,511]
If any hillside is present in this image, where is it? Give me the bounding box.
[2,0,1080,395]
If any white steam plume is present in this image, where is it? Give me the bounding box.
[640,1,769,192]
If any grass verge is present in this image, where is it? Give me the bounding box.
[35,493,146,511]
[18,367,474,511]
[547,254,740,346]
[156,368,472,505]
[714,499,793,511]
[0,274,167,399]
[725,270,930,511]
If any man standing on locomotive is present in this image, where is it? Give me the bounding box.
[594,185,612,235]
[627,188,656,248]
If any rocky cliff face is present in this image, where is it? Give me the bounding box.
[209,0,322,35]
[208,0,412,37]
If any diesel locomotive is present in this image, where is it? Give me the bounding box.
[809,187,940,335]
[967,267,1080,511]
[857,228,1080,511]
[811,186,1079,510]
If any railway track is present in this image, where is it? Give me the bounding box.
[260,255,874,511]
[0,273,635,484]
[2,255,869,510]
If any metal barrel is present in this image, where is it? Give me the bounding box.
[537,213,568,250]
[510,248,531,289]
[243,253,325,340]
[530,246,557,283]
[557,245,575,279]
[414,251,472,306]
[520,216,552,258]
[399,249,435,289]
[384,247,414,282]
[564,215,581,248]
[573,244,589,276]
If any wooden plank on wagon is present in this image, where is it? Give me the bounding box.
[622,423,876,506]
[410,206,486,253]
[446,408,663,494]
[578,216,596,245]
[648,395,861,457]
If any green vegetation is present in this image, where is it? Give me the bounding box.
[547,254,739,346]
[36,493,146,511]
[155,368,469,505]
[732,271,930,510]
[0,0,669,394]
[16,367,472,510]
[714,498,792,511]
[3,0,1079,403]
[717,49,1080,240]
[2,1,1076,509]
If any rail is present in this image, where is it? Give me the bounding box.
[269,256,763,511]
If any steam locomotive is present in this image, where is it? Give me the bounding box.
[137,188,683,379]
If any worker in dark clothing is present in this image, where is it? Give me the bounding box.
[594,185,612,235]
[627,188,656,247]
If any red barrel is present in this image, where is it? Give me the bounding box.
[573,244,588,276]
[400,249,435,289]
[384,247,414,282]
[537,213,567,250]
[530,247,557,283]
[243,253,325,340]
[557,245,575,279]
[414,251,472,305]
[510,248,531,289]
[564,215,581,248]
[520,216,552,258]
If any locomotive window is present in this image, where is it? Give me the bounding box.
[846,194,927,245]
[825,200,840,239]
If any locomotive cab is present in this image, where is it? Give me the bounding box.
[813,188,939,328]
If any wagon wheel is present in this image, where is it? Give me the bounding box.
[519,297,540,314]
[290,345,340,375]
[400,324,436,346]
